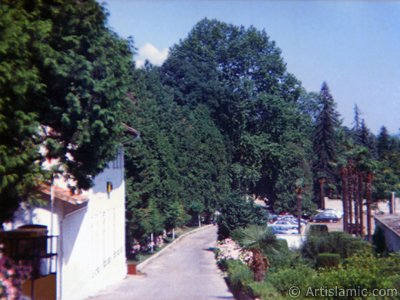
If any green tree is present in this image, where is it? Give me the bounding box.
[0,3,46,221]
[124,66,230,246]
[374,127,400,200]
[161,18,312,209]
[312,82,340,206]
[162,18,300,113]
[174,105,230,222]
[377,126,391,160]
[217,193,267,240]
[0,0,133,222]
[31,0,134,189]
[354,118,377,158]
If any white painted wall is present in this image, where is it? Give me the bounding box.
[60,148,126,300]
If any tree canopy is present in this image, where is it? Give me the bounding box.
[161,18,312,211]
[0,0,133,222]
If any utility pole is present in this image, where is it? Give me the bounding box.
[319,177,326,210]
[390,192,396,214]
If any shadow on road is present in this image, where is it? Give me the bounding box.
[204,247,217,252]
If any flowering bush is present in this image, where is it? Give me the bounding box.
[130,242,141,256]
[215,238,253,269]
[0,248,32,300]
[130,235,166,256]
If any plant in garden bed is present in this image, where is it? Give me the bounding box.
[232,225,278,282]
[225,260,253,295]
[215,238,253,270]
[316,253,340,269]
[306,253,400,299]
[0,249,32,300]
[301,231,372,265]
[129,234,168,262]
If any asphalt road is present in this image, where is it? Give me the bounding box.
[90,226,234,300]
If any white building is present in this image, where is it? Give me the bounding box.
[3,148,127,300]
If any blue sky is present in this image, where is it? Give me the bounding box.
[103,0,400,134]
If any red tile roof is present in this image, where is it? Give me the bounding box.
[39,184,89,205]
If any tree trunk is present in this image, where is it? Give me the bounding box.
[319,178,326,210]
[354,171,359,236]
[341,166,348,233]
[359,172,364,238]
[348,165,353,233]
[366,172,373,241]
[251,249,268,282]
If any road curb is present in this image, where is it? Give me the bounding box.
[137,224,213,271]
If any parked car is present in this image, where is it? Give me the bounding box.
[270,226,299,235]
[323,208,343,219]
[267,213,279,223]
[279,215,307,226]
[311,212,340,223]
[271,220,298,229]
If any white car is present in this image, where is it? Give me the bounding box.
[279,216,307,226]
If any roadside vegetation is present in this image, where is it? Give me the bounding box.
[216,222,400,299]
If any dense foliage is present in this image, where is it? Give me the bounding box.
[161,18,313,212]
[217,194,267,240]
[223,228,399,300]
[0,0,133,222]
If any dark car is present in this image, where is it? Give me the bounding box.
[311,212,339,223]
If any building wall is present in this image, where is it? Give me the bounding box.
[3,149,127,300]
[60,149,126,300]
[375,219,400,253]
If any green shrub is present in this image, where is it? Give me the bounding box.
[306,254,400,299]
[316,253,340,269]
[267,265,316,296]
[275,239,289,252]
[308,224,328,235]
[302,231,372,262]
[248,281,285,300]
[225,260,287,300]
[216,258,229,272]
[226,260,253,293]
[266,239,291,273]
[301,234,330,260]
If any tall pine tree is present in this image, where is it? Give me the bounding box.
[312,82,340,207]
